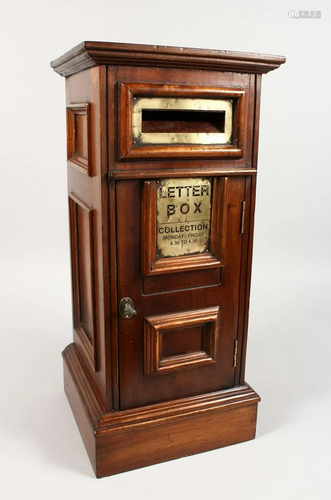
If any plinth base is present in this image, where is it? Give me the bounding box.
[63,343,260,478]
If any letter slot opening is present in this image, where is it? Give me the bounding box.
[142,109,226,134]
[132,97,233,146]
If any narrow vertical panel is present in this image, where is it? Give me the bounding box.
[76,114,88,159]
[69,193,97,371]
[236,74,261,386]
[77,205,94,342]
[209,176,228,265]
[141,180,157,275]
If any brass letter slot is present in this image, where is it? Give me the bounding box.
[133,97,232,146]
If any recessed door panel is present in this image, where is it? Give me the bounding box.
[116,177,245,410]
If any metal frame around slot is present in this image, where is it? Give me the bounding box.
[132,97,233,146]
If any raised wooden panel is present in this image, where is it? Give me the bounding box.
[118,83,246,160]
[144,306,219,376]
[162,326,202,357]
[141,177,228,276]
[69,193,97,370]
[67,103,92,175]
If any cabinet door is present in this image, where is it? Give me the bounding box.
[116,176,245,410]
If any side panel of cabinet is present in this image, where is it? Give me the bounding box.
[66,66,111,409]
[236,75,261,386]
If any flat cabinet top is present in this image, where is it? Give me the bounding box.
[50,41,285,77]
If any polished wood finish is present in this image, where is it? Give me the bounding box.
[52,41,285,477]
[66,103,92,175]
[66,66,111,408]
[51,40,285,77]
[116,177,244,409]
[68,193,96,370]
[63,343,260,478]
[109,167,257,180]
[118,82,246,159]
[144,306,220,375]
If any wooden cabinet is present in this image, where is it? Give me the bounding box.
[51,41,285,478]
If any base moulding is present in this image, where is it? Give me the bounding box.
[63,343,260,478]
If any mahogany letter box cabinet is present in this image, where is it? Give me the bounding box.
[51,41,285,478]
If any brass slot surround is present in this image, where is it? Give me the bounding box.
[133,97,233,146]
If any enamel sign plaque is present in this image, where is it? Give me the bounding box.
[156,178,212,258]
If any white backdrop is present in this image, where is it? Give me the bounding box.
[1,1,330,498]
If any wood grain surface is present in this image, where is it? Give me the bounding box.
[54,41,285,477]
